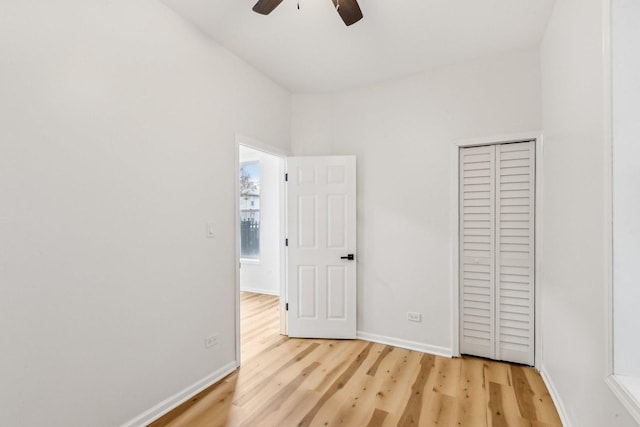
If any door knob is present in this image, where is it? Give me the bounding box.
[340,254,355,261]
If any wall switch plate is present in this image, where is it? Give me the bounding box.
[206,221,215,238]
[205,334,218,348]
[407,312,422,322]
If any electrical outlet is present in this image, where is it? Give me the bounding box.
[205,334,218,348]
[407,312,422,322]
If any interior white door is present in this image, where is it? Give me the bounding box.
[286,156,357,339]
[459,141,535,365]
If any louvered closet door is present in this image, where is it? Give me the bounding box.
[460,141,535,365]
[460,145,496,360]
[496,142,535,365]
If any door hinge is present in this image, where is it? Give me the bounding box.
[286,303,289,311]
[285,238,289,247]
[285,173,288,182]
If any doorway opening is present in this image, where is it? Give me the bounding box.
[236,137,288,365]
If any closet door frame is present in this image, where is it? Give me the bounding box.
[450,132,543,368]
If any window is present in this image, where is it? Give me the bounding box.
[609,0,640,422]
[240,161,260,260]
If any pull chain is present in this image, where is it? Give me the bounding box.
[336,0,340,11]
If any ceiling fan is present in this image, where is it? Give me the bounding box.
[252,0,363,26]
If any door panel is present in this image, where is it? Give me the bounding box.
[287,156,356,339]
[298,195,318,248]
[460,145,496,360]
[298,266,317,319]
[327,195,347,249]
[496,141,535,365]
[327,266,347,319]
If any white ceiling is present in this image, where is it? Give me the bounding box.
[161,0,555,93]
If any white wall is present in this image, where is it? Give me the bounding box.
[540,0,637,425]
[239,145,282,296]
[613,0,640,379]
[292,48,541,353]
[0,2,290,426]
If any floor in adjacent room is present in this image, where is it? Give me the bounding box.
[149,292,562,427]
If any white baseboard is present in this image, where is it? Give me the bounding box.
[539,366,571,427]
[356,331,452,358]
[240,287,280,297]
[120,360,238,427]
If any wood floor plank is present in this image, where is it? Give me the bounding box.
[456,356,488,427]
[431,356,461,397]
[297,341,374,427]
[149,292,562,427]
[510,364,537,420]
[233,342,320,407]
[149,372,238,427]
[238,362,321,427]
[488,381,509,427]
[522,366,563,426]
[396,353,435,426]
[312,341,368,393]
[366,408,389,427]
[373,348,423,421]
[320,344,391,427]
[367,345,395,376]
[420,391,457,427]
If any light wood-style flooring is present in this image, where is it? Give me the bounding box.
[149,292,562,427]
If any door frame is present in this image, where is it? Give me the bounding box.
[450,131,544,368]
[234,134,290,366]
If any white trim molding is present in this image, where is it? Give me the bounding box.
[606,375,640,425]
[357,331,452,358]
[453,131,543,148]
[602,0,615,381]
[450,131,544,368]
[235,133,291,158]
[539,366,572,427]
[120,361,237,427]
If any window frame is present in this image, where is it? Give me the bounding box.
[605,0,640,422]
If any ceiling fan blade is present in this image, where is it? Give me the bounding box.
[253,0,285,15]
[331,0,363,26]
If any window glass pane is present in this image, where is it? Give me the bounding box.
[240,162,260,259]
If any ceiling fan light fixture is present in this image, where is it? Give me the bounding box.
[252,0,362,26]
